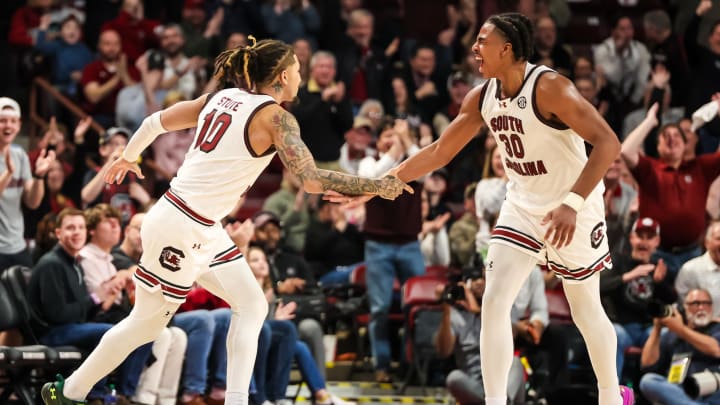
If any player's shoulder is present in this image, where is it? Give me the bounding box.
[534,68,573,95]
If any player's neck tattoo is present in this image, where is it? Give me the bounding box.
[272,81,283,93]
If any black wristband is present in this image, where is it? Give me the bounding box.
[32,172,46,180]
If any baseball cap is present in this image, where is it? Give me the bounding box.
[353,116,373,131]
[631,217,660,236]
[0,97,21,118]
[183,0,205,9]
[252,210,281,229]
[100,127,131,145]
[447,71,471,90]
[430,167,449,182]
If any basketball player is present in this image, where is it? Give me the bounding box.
[327,13,633,405]
[40,37,411,405]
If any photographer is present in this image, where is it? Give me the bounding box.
[434,267,525,405]
[639,288,720,405]
[600,217,675,379]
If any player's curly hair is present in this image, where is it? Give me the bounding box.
[487,13,535,62]
[213,35,296,91]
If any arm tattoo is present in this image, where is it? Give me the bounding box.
[271,111,383,195]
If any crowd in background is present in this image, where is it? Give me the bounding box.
[3,0,720,404]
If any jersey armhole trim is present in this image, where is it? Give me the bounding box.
[244,100,278,158]
[531,70,570,130]
[202,91,219,110]
[477,81,490,114]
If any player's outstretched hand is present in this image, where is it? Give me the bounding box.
[377,174,414,200]
[104,154,144,184]
[541,204,577,248]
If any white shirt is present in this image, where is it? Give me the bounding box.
[675,252,720,317]
[79,243,123,305]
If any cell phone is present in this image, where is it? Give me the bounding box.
[47,143,56,152]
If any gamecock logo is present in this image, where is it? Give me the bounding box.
[159,246,185,272]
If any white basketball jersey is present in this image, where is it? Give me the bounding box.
[169,89,277,221]
[479,63,604,215]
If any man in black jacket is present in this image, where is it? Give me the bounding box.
[27,207,151,403]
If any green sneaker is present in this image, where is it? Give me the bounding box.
[40,374,85,405]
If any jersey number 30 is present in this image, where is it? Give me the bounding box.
[195,109,231,152]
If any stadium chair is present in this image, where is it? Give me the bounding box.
[396,275,446,395]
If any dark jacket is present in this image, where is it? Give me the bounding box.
[27,244,100,336]
[363,182,423,244]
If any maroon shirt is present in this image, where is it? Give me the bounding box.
[101,11,160,64]
[80,60,140,115]
[632,154,720,249]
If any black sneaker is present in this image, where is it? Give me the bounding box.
[41,374,86,405]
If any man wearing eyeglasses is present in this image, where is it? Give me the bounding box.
[639,288,720,404]
[675,221,720,318]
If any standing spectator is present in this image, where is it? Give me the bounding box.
[358,117,423,383]
[117,23,202,131]
[434,71,473,136]
[334,9,389,109]
[642,9,689,110]
[210,0,265,40]
[600,217,672,379]
[260,0,321,50]
[639,288,720,405]
[34,15,93,98]
[594,14,652,132]
[355,98,385,135]
[0,97,55,270]
[9,0,53,49]
[26,208,150,403]
[181,0,224,62]
[101,0,161,64]
[80,29,140,128]
[684,0,720,150]
[530,15,572,77]
[291,50,353,172]
[293,38,313,86]
[419,190,451,267]
[675,221,720,317]
[81,127,151,224]
[400,43,450,125]
[621,104,720,280]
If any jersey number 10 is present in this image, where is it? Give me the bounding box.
[195,109,232,152]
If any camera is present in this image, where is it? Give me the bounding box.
[147,49,166,71]
[441,258,484,304]
[646,280,679,318]
[683,369,720,398]
[441,284,466,304]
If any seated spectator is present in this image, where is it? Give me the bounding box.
[621,103,720,281]
[23,159,76,242]
[639,288,720,404]
[304,198,364,286]
[34,14,93,98]
[355,98,385,136]
[434,266,525,404]
[293,37,313,85]
[603,156,637,261]
[248,245,355,405]
[448,182,479,270]
[26,208,151,403]
[675,221,720,316]
[575,76,610,120]
[399,43,449,125]
[512,266,567,402]
[433,71,472,136]
[339,116,376,175]
[81,127,151,224]
[80,204,186,405]
[80,29,140,128]
[600,217,673,380]
[0,97,55,270]
[419,190,451,267]
[261,169,311,254]
[474,145,507,259]
[144,91,195,197]
[252,210,327,379]
[116,212,232,405]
